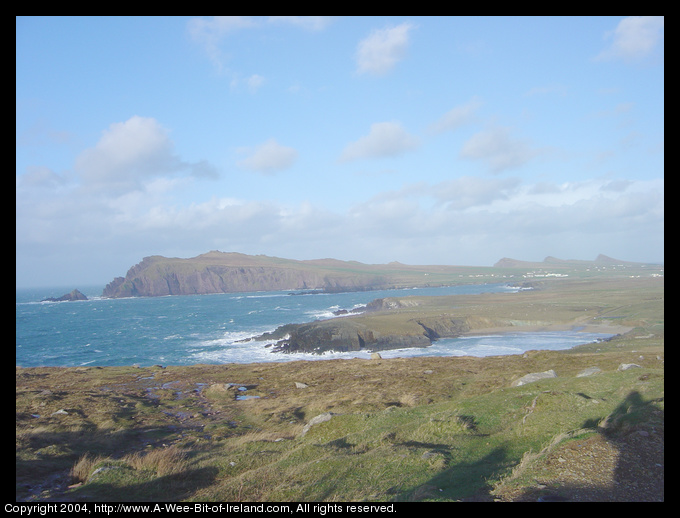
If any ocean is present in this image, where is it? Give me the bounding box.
[16,284,611,368]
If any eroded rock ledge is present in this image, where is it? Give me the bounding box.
[254,298,472,355]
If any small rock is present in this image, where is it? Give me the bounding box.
[576,366,602,377]
[511,370,557,387]
[618,363,642,371]
[301,412,335,436]
[371,352,382,360]
[423,370,434,375]
[295,382,309,389]
[51,409,68,416]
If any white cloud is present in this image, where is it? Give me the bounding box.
[428,97,482,135]
[237,138,298,174]
[594,16,664,62]
[459,127,538,173]
[187,16,257,71]
[231,73,266,93]
[432,176,521,210]
[339,122,419,162]
[74,116,216,192]
[75,116,177,191]
[355,23,414,76]
[246,74,265,92]
[18,166,69,189]
[188,16,332,73]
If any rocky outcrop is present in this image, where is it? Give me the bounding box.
[255,301,472,355]
[41,289,88,302]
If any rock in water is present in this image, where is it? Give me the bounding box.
[42,289,88,302]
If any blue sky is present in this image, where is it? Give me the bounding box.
[16,16,664,287]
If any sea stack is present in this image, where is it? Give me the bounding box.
[41,289,88,302]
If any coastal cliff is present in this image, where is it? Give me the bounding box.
[101,251,492,298]
[102,252,391,298]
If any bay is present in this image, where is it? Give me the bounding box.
[16,283,609,367]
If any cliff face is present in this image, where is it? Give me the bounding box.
[102,252,391,298]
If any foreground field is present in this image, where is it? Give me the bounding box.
[16,277,663,502]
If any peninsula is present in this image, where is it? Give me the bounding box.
[102,251,492,297]
[101,251,654,298]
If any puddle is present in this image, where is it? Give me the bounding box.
[228,383,262,401]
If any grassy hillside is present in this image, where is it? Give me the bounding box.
[17,275,663,502]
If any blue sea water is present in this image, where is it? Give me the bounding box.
[16,284,611,367]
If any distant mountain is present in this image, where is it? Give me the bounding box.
[493,258,545,268]
[102,251,477,298]
[494,254,642,268]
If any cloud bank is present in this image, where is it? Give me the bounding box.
[16,111,664,286]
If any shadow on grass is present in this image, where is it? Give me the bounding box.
[58,467,220,502]
[16,422,213,502]
[529,390,664,502]
[398,447,511,501]
[401,391,663,502]
[505,390,663,502]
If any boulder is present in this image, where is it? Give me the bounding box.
[618,363,642,371]
[512,369,557,387]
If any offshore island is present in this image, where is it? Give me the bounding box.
[17,253,663,502]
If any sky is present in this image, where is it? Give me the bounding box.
[16,16,664,288]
